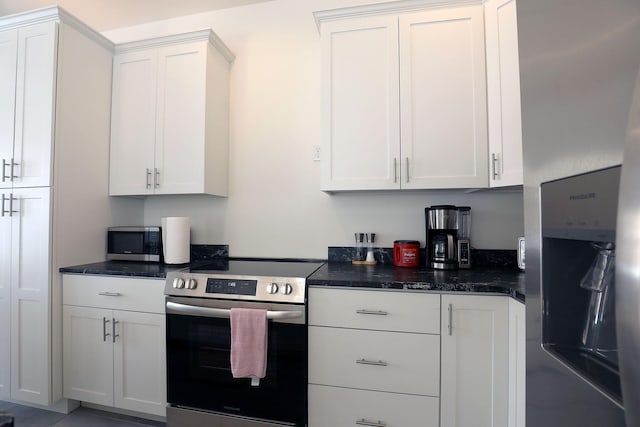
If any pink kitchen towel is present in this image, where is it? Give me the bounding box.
[230,308,268,380]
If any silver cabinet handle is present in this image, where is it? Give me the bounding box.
[112,318,119,343]
[356,419,386,427]
[406,157,410,183]
[1,194,7,217]
[7,194,16,217]
[356,309,388,316]
[98,292,122,297]
[356,358,388,366]
[10,159,17,180]
[448,303,453,336]
[166,301,303,320]
[393,158,397,183]
[154,168,160,189]
[491,153,500,180]
[102,317,111,342]
[1,159,9,182]
[146,168,152,188]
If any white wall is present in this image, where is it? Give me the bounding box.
[104,0,524,259]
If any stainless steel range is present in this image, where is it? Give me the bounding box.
[164,259,324,427]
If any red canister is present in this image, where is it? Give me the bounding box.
[393,240,420,267]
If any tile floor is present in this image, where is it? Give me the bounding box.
[0,401,166,427]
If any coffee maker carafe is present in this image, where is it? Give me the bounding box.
[425,205,471,269]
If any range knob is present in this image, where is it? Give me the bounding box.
[172,278,185,289]
[282,283,293,295]
[267,282,279,294]
[186,279,198,290]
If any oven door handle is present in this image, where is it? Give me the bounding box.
[166,301,303,320]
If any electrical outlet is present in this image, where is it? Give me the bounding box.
[313,145,321,161]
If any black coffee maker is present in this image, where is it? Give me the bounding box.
[425,205,471,270]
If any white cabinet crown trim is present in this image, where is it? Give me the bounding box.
[114,28,235,62]
[0,6,114,52]
[313,0,482,29]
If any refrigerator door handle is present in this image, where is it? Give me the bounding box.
[616,68,640,427]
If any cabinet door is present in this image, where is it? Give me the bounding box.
[110,49,157,196]
[485,0,523,187]
[320,16,401,191]
[10,187,51,405]
[0,191,11,399]
[508,299,525,427]
[399,6,488,189]
[12,22,57,189]
[440,295,509,427]
[0,30,17,190]
[309,384,440,427]
[154,42,208,195]
[63,305,114,407]
[113,311,166,417]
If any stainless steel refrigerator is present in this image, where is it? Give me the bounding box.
[519,0,640,426]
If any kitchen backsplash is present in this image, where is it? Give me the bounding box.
[189,244,516,268]
[328,246,517,268]
[191,244,229,261]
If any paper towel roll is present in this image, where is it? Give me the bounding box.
[162,217,191,264]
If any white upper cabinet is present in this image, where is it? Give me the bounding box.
[485,0,523,187]
[0,30,17,190]
[320,16,400,191]
[0,22,57,190]
[318,4,488,191]
[399,7,488,189]
[109,50,158,196]
[109,30,234,196]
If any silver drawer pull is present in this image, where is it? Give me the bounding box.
[98,292,122,297]
[356,418,387,427]
[356,309,388,316]
[356,358,388,367]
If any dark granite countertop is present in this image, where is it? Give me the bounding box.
[59,261,191,278]
[307,262,525,302]
[60,259,525,302]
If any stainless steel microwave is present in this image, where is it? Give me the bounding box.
[107,226,162,262]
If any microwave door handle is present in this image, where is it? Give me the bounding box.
[165,301,303,320]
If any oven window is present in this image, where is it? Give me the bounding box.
[166,313,307,425]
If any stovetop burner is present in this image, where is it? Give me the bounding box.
[164,259,324,304]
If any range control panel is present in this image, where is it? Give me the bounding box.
[165,272,305,304]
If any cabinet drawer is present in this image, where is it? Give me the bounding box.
[309,384,439,427]
[62,274,165,314]
[308,287,440,333]
[309,326,440,396]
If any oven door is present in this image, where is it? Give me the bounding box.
[165,296,307,426]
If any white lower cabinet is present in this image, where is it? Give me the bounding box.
[308,288,525,427]
[308,288,441,427]
[440,294,524,427]
[62,275,166,417]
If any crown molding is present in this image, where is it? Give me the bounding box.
[313,0,482,31]
[0,6,114,52]
[113,28,235,62]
